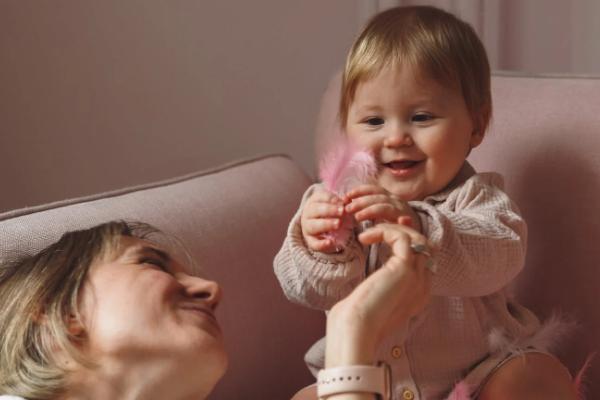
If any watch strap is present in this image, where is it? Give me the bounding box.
[317,363,390,399]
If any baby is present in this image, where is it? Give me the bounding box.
[275,6,576,400]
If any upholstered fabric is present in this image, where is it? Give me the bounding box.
[469,75,600,396]
[0,154,324,400]
[314,73,600,396]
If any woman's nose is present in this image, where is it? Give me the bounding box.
[383,126,414,148]
[181,275,222,309]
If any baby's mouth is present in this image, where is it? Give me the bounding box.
[383,160,423,170]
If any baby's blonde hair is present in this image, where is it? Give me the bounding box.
[0,221,165,399]
[340,6,491,133]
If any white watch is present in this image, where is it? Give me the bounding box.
[317,362,391,399]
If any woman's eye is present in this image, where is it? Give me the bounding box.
[364,117,384,126]
[412,113,433,123]
[141,258,168,271]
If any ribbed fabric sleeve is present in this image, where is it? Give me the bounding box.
[410,172,527,297]
[273,184,367,310]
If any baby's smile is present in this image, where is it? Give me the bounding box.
[381,159,425,178]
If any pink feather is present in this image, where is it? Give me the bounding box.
[318,136,377,249]
[320,138,377,195]
[445,381,472,400]
[574,353,594,400]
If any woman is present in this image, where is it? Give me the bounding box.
[0,219,432,399]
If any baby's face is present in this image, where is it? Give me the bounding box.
[346,65,483,201]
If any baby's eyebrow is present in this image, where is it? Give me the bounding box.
[354,104,383,114]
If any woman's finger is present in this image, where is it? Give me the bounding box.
[358,223,417,245]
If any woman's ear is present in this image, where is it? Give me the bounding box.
[33,310,85,337]
[67,314,85,337]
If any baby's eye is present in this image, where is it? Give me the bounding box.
[412,113,434,123]
[364,117,385,126]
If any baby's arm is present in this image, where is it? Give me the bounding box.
[409,173,527,297]
[274,184,367,311]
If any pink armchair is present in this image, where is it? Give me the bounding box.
[315,72,600,397]
[1,73,599,399]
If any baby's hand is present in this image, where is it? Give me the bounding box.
[301,187,347,253]
[345,184,422,232]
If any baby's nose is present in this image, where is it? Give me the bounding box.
[384,128,414,147]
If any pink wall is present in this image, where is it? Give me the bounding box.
[3,1,599,212]
[0,1,357,212]
[499,0,573,73]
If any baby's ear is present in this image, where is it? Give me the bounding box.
[470,127,484,149]
[470,109,488,149]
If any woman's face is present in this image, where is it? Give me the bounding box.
[77,236,227,397]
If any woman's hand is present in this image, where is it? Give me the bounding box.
[325,219,433,368]
[344,185,422,232]
[291,221,433,400]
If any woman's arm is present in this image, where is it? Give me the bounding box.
[322,220,432,400]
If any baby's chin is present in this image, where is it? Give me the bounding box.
[377,176,425,202]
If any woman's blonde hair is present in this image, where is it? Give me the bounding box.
[340,6,491,132]
[0,221,164,399]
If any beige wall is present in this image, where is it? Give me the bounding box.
[4,1,599,213]
[377,0,600,75]
[0,1,357,212]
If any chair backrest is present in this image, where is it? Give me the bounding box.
[0,154,324,399]
[314,72,600,395]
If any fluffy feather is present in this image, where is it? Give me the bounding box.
[487,312,576,355]
[318,136,377,249]
[574,353,594,400]
[320,138,377,195]
[445,381,472,400]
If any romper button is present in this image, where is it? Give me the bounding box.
[391,346,402,358]
[402,388,415,400]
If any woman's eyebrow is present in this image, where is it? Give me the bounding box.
[124,245,172,264]
[140,246,172,263]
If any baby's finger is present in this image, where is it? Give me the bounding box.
[345,184,386,200]
[310,189,343,205]
[305,236,337,253]
[345,194,389,214]
[304,202,344,219]
[354,203,396,222]
[303,218,341,236]
[397,216,413,227]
